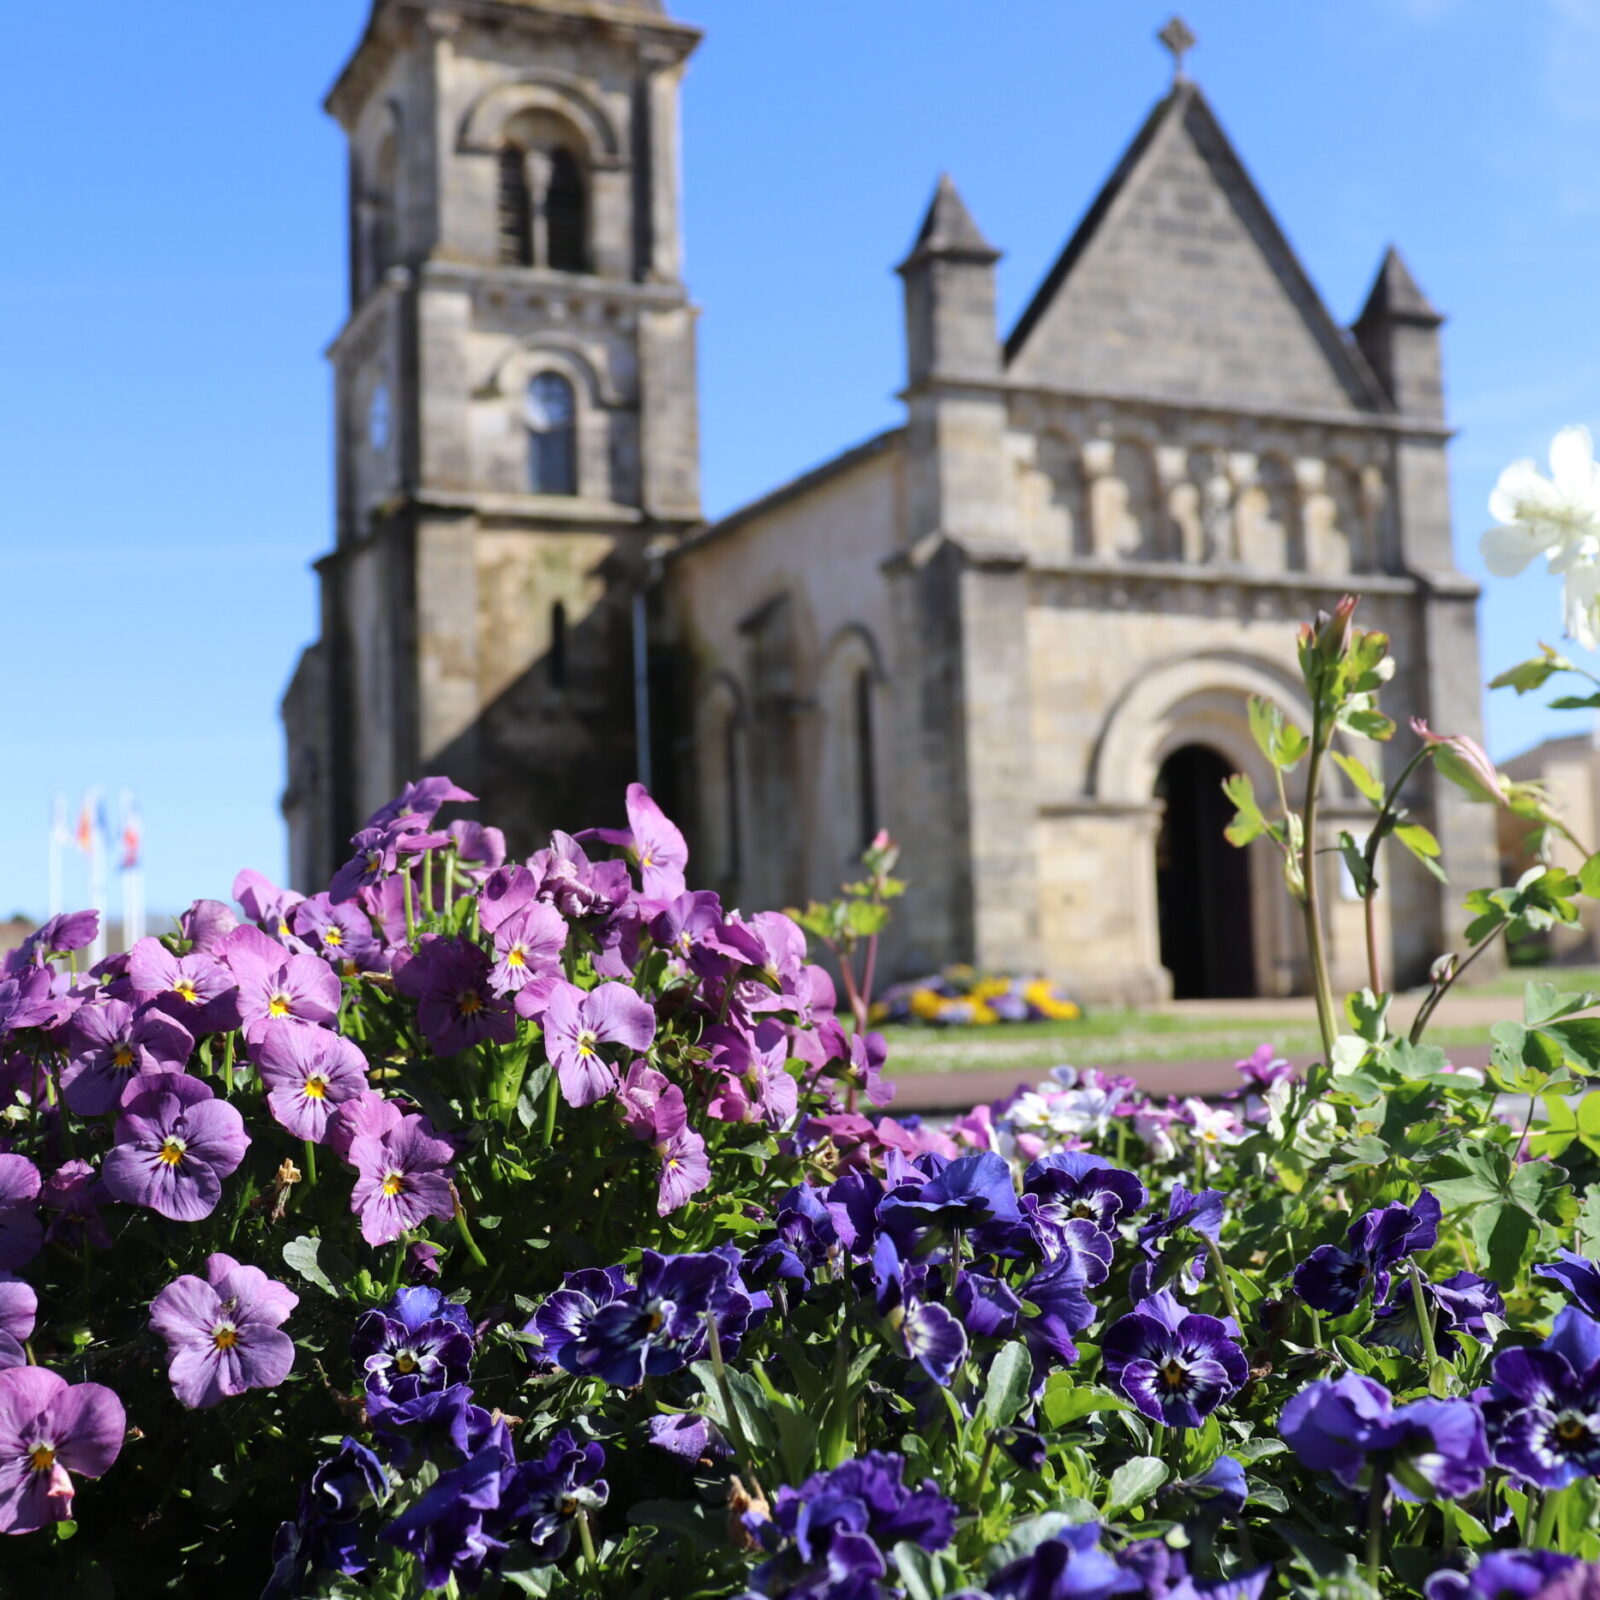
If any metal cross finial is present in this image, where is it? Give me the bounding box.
[1158,15,1197,81]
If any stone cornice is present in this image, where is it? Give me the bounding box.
[326,0,700,127]
[902,375,1455,441]
[1026,557,1423,595]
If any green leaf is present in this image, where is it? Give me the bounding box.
[1104,1455,1168,1516]
[1548,1020,1600,1073]
[1489,652,1567,694]
[1222,773,1268,847]
[1470,1200,1540,1285]
[1331,750,1387,805]
[1580,855,1600,899]
[893,1543,941,1600]
[1395,822,1448,882]
[982,1341,1034,1432]
[1549,694,1600,710]
[1337,832,1372,898]
[282,1235,354,1298]
[1041,1375,1129,1429]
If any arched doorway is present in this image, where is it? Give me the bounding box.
[1155,745,1256,998]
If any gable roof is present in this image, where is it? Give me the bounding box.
[1004,82,1388,415]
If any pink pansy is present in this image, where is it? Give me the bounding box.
[533,981,657,1108]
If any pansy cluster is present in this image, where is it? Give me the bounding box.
[9,627,1600,1600]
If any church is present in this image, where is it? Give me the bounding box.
[281,0,1499,1003]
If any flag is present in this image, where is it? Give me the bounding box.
[96,797,111,848]
[74,795,93,856]
[120,803,142,872]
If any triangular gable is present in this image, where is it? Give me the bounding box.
[1005,84,1386,414]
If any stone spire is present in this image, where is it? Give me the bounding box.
[1356,245,1443,327]
[1352,246,1446,417]
[900,173,1000,268]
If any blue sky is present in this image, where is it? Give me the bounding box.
[2,0,1598,920]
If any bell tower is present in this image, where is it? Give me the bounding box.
[283,0,702,886]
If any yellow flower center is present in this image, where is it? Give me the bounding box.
[111,1045,136,1070]
[640,852,654,868]
[395,1353,418,1374]
[1557,1417,1587,1442]
[324,926,343,947]
[268,994,292,1018]
[507,947,526,968]
[158,1137,186,1167]
[458,990,482,1016]
[277,920,291,937]
[577,1031,596,1058]
[173,981,199,1004]
[213,1326,238,1351]
[1161,1359,1187,1389]
[382,1171,406,1197]
[28,1445,55,1474]
[303,1075,327,1100]
[366,851,383,871]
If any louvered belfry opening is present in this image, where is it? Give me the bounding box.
[545,149,588,273]
[497,145,534,267]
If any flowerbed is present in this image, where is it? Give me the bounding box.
[5,429,1600,1597]
[873,967,1083,1027]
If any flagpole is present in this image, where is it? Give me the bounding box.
[47,794,64,919]
[119,789,144,949]
[87,788,107,965]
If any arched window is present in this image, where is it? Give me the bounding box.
[526,372,577,495]
[369,129,399,287]
[549,599,568,688]
[853,668,878,852]
[545,149,588,273]
[497,145,533,267]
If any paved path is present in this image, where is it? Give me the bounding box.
[883,983,1532,1116]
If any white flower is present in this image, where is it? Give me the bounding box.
[1178,1096,1244,1148]
[1482,426,1600,648]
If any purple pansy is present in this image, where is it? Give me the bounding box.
[41,1160,110,1250]
[102,1074,250,1222]
[0,968,70,1037]
[221,924,341,1042]
[5,911,99,971]
[985,1524,1145,1600]
[297,1436,389,1578]
[253,1021,369,1143]
[0,1278,37,1370]
[1482,1306,1600,1489]
[233,868,305,940]
[1019,1220,1115,1365]
[1536,1250,1600,1320]
[530,1248,758,1387]
[348,1115,457,1247]
[1281,1370,1489,1500]
[149,1252,299,1409]
[178,899,239,954]
[365,776,475,831]
[703,1020,800,1128]
[1373,1269,1504,1359]
[878,1151,1022,1239]
[289,894,381,977]
[647,1413,732,1461]
[0,1367,125,1534]
[577,782,689,902]
[1425,1553,1582,1600]
[534,980,657,1107]
[1026,1152,1148,1250]
[61,998,193,1116]
[1101,1290,1248,1429]
[485,901,566,1002]
[745,1452,956,1599]
[352,1287,474,1408]
[655,1126,711,1217]
[328,820,419,905]
[0,1157,43,1276]
[393,937,516,1058]
[125,937,241,1035]
[1293,1190,1441,1316]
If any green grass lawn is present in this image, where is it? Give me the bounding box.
[879,1012,1487,1076]
[1473,963,1600,998]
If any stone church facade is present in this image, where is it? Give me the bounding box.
[283,0,1499,1003]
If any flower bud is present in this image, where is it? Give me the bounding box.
[1410,719,1505,806]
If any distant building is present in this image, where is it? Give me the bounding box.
[284,0,1499,1002]
[1499,732,1600,961]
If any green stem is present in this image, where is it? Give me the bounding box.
[452,1190,489,1270]
[1203,1236,1242,1328]
[704,1310,764,1498]
[1534,1486,1560,1550]
[1366,1480,1385,1588]
[541,1067,560,1148]
[1359,743,1433,1000]
[1407,1259,1440,1370]
[1409,932,1497,1045]
[1301,707,1339,1065]
[576,1508,598,1573]
[302,1139,318,1189]
[403,870,417,946]
[222,1030,235,1097]
[971,1433,998,1505]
